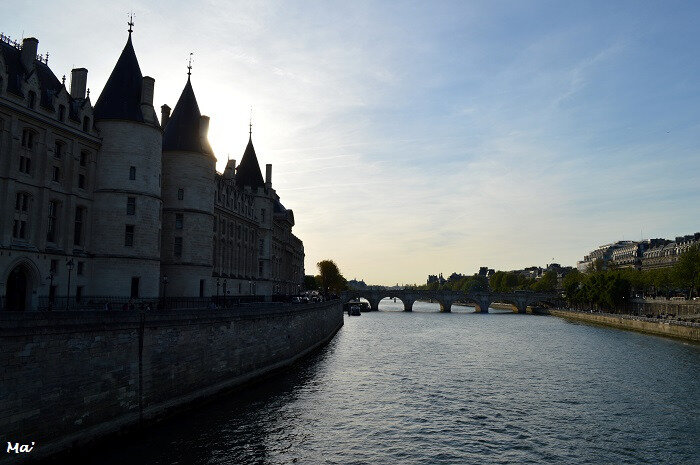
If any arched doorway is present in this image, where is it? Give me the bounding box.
[6,266,30,311]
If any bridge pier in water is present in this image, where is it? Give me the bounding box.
[439,300,452,312]
[368,298,381,312]
[403,299,414,312]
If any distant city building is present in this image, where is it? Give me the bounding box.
[427,273,446,285]
[576,241,635,271]
[641,233,700,270]
[0,30,304,310]
[577,233,700,272]
[347,279,367,290]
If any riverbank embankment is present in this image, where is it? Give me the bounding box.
[549,309,700,342]
[0,301,343,464]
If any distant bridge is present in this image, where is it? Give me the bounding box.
[340,289,561,313]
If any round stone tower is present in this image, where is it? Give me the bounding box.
[160,75,215,297]
[91,31,162,298]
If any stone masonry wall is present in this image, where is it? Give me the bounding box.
[0,301,343,463]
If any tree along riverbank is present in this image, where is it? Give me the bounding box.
[548,309,700,342]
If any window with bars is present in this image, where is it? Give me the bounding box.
[175,213,183,229]
[174,237,183,257]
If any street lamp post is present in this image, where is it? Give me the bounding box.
[65,259,74,310]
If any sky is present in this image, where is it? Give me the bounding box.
[5,1,700,285]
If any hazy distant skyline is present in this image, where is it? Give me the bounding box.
[6,1,699,285]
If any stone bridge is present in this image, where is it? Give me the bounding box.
[341,289,561,313]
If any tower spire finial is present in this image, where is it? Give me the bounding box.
[249,106,253,139]
[128,12,135,35]
[187,52,193,77]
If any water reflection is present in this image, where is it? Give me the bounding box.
[63,310,699,465]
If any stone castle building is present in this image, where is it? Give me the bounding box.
[0,28,304,311]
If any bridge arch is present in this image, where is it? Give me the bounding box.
[452,297,487,313]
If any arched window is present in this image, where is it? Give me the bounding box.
[82,116,90,132]
[58,105,66,122]
[28,91,36,109]
[12,192,31,240]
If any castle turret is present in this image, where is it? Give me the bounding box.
[90,29,162,298]
[236,131,273,297]
[160,74,215,297]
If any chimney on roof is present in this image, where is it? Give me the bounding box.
[141,76,154,106]
[21,37,39,71]
[140,76,155,123]
[70,68,88,99]
[161,104,171,128]
[200,115,210,139]
[224,159,236,179]
[265,164,272,188]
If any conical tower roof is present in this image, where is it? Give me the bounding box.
[236,136,265,188]
[94,33,144,122]
[163,77,211,153]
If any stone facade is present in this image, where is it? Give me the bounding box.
[0,31,304,310]
[0,301,343,463]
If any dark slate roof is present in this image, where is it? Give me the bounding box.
[93,34,144,122]
[0,40,63,109]
[236,137,265,188]
[163,77,211,153]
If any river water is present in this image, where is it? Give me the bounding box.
[71,301,699,464]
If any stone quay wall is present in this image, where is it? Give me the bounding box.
[0,301,343,463]
[549,309,700,342]
[630,298,700,318]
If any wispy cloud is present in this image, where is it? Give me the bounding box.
[8,0,699,284]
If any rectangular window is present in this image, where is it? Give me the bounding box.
[58,105,66,122]
[78,174,86,189]
[259,238,264,255]
[175,213,183,229]
[74,207,85,246]
[261,208,266,221]
[129,166,136,180]
[177,188,184,200]
[199,279,205,298]
[125,225,135,247]
[50,259,58,273]
[52,166,61,182]
[77,261,84,275]
[130,277,140,299]
[76,286,83,302]
[127,197,136,215]
[54,141,63,159]
[47,201,58,242]
[174,237,183,257]
[19,155,31,174]
[80,151,88,166]
[259,261,263,277]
